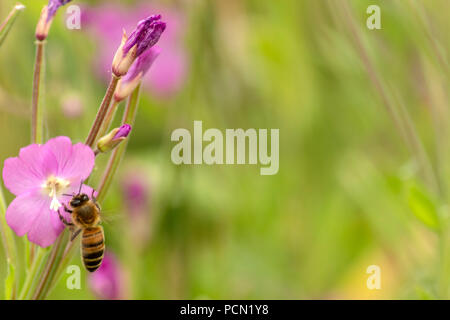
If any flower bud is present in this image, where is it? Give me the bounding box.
[111,14,166,77]
[35,6,51,41]
[96,124,131,153]
[35,0,72,41]
[114,47,161,102]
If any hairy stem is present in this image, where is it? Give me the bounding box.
[85,76,120,148]
[97,84,141,203]
[31,40,45,144]
[97,99,120,140]
[29,40,47,269]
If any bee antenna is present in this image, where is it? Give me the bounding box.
[62,193,73,197]
[78,179,84,195]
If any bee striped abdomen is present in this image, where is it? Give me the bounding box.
[81,227,104,272]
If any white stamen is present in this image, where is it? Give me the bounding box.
[50,193,62,211]
[41,176,70,211]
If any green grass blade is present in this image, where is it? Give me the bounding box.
[0,3,25,47]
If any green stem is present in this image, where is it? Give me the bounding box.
[97,83,141,203]
[0,3,25,47]
[18,248,47,300]
[31,231,67,300]
[29,40,46,270]
[0,184,17,269]
[85,75,120,148]
[31,40,45,144]
[97,99,120,140]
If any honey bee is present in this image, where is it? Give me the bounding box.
[58,188,105,272]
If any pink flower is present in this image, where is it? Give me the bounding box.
[61,93,84,119]
[84,2,188,98]
[121,170,151,249]
[122,171,149,217]
[2,137,95,247]
[89,251,124,300]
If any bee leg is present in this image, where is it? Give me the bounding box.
[58,209,74,227]
[70,228,82,242]
[91,190,101,211]
[63,203,73,214]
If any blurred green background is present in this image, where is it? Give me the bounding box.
[0,0,449,299]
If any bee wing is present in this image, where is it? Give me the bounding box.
[99,210,123,225]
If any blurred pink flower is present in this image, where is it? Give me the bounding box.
[122,171,150,217]
[61,94,84,118]
[84,2,188,98]
[89,251,124,300]
[121,171,152,249]
[2,137,95,247]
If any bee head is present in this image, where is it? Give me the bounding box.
[70,193,90,207]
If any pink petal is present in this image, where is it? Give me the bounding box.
[20,143,58,179]
[45,137,95,181]
[62,144,95,182]
[6,190,50,238]
[44,136,73,175]
[2,144,57,196]
[27,207,63,248]
[3,157,43,196]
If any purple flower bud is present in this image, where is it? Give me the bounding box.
[97,124,132,153]
[36,0,72,40]
[111,14,165,77]
[113,124,132,140]
[122,47,161,84]
[114,47,161,102]
[47,0,72,21]
[123,15,166,57]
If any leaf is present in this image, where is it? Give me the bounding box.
[407,184,440,230]
[0,3,25,47]
[4,258,15,300]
